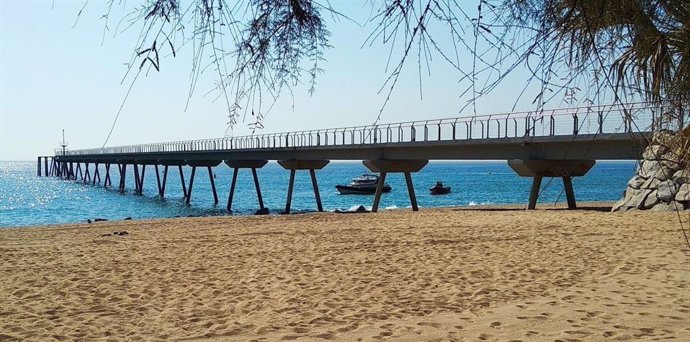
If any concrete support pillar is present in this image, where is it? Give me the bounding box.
[93,163,101,185]
[277,160,330,214]
[224,160,268,212]
[527,176,542,210]
[404,172,419,211]
[119,163,127,192]
[155,161,189,198]
[154,165,164,197]
[186,166,197,205]
[363,159,428,212]
[372,172,388,212]
[207,167,218,205]
[140,165,147,193]
[562,176,576,209]
[508,159,595,210]
[37,157,42,177]
[84,163,91,184]
[130,163,148,195]
[186,160,222,205]
[285,169,296,214]
[309,169,323,212]
[178,166,187,199]
[44,157,49,177]
[227,168,239,211]
[104,163,112,188]
[252,168,265,211]
[132,164,142,194]
[75,163,83,181]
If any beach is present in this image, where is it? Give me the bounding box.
[1,205,689,341]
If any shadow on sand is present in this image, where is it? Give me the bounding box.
[452,205,613,213]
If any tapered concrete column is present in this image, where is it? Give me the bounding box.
[154,165,164,197]
[186,166,197,205]
[132,164,142,194]
[84,163,91,184]
[508,159,595,210]
[140,165,147,193]
[207,167,218,205]
[224,160,269,213]
[133,159,158,195]
[527,176,543,210]
[158,160,187,198]
[104,163,112,187]
[178,166,187,198]
[371,172,388,212]
[118,163,127,192]
[562,176,577,209]
[118,159,137,192]
[277,160,330,214]
[363,159,428,212]
[75,163,83,181]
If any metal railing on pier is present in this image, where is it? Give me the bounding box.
[56,102,665,156]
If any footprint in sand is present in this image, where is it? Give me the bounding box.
[292,327,309,334]
[314,332,335,340]
[280,335,300,340]
[477,333,492,340]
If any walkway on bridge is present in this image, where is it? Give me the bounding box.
[39,102,660,212]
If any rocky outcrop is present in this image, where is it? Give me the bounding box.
[612,136,689,212]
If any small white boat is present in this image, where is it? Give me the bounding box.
[336,174,392,195]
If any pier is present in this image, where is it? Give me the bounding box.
[38,102,661,212]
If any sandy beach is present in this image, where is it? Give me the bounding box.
[1,205,689,341]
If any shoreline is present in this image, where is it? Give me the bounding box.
[1,201,621,230]
[2,160,641,228]
[1,206,689,341]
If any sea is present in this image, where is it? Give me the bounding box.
[0,160,637,228]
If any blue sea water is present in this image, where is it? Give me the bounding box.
[0,160,637,227]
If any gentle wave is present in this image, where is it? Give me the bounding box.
[0,160,636,227]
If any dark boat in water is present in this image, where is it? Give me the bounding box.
[429,181,451,195]
[336,174,392,195]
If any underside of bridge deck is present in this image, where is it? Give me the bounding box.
[363,160,429,212]
[47,131,645,213]
[224,160,269,214]
[277,160,330,214]
[508,159,596,210]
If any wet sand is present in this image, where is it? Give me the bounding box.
[1,205,689,341]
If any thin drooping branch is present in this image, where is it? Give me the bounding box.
[93,0,687,134]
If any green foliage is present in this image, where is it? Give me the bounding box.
[506,0,689,108]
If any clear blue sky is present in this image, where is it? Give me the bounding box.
[1,1,555,161]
